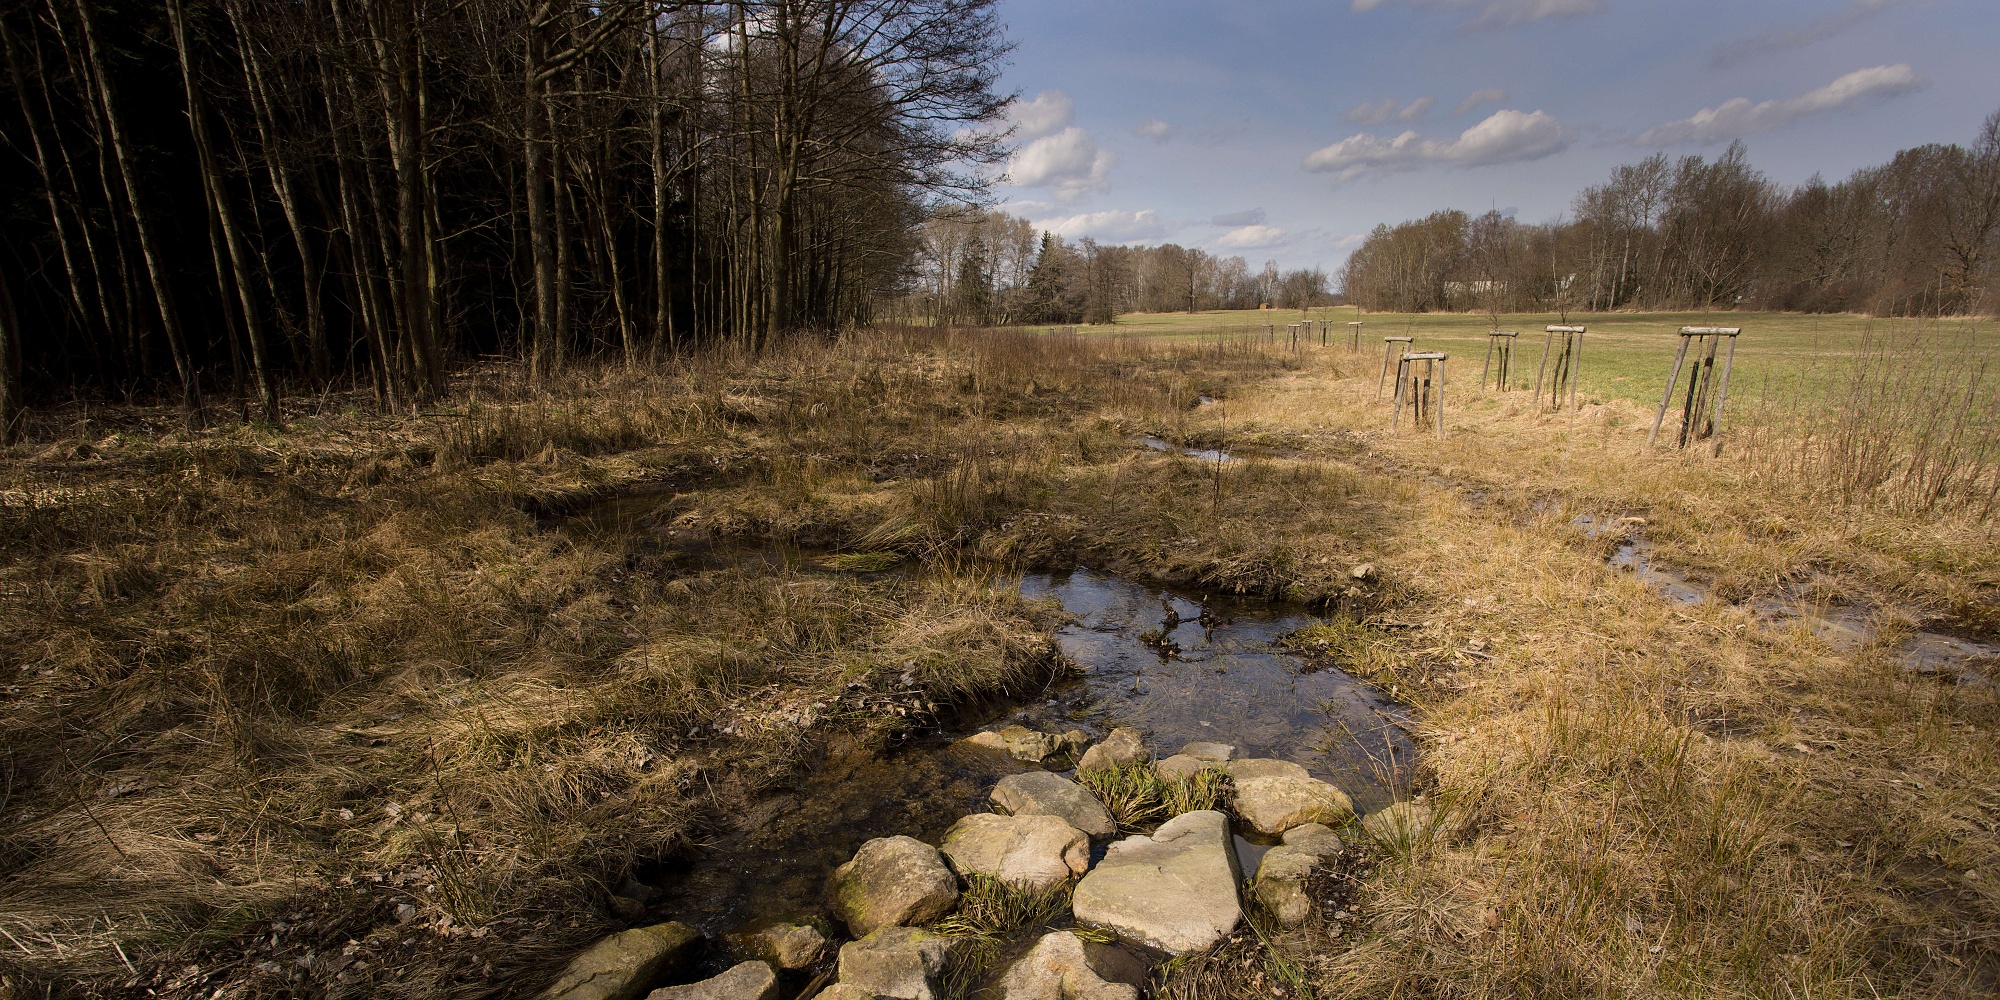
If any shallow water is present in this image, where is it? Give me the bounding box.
[644,564,1412,945]
[1582,516,1996,688]
[1140,436,1238,464]
[1019,568,1413,807]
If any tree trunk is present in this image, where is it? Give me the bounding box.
[524,7,560,385]
[73,0,200,423]
[168,0,281,425]
[0,262,22,444]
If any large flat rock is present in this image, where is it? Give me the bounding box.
[941,813,1089,890]
[538,922,703,1000]
[991,771,1115,839]
[831,836,961,937]
[644,961,778,1000]
[1071,810,1243,954]
[837,927,959,1000]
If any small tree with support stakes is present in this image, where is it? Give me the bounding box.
[1348,321,1363,352]
[1482,331,1519,391]
[1393,351,1448,438]
[1535,325,1585,412]
[1649,327,1741,455]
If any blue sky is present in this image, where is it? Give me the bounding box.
[988,0,1997,272]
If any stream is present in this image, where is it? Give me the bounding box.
[641,566,1411,949]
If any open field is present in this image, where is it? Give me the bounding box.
[1057,308,1998,407]
[2,327,1997,999]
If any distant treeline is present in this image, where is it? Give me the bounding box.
[881,208,1332,326]
[0,0,1010,437]
[1342,119,2000,318]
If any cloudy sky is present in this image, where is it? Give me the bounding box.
[989,0,1996,272]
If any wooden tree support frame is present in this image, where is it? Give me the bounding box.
[1535,325,1586,412]
[1348,321,1363,352]
[1648,327,1741,455]
[1482,331,1519,391]
[1378,336,1415,400]
[1393,352,1448,438]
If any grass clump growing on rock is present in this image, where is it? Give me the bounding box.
[1076,762,1231,833]
[932,875,1077,1000]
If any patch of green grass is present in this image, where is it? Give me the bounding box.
[1077,763,1169,830]
[1077,762,1231,832]
[934,874,1073,939]
[1038,307,1994,407]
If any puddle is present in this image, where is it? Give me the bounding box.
[1140,436,1238,464]
[1608,539,1707,605]
[1582,516,1996,689]
[643,565,1412,950]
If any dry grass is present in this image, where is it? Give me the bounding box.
[3,320,1995,999]
[0,328,1303,998]
[1170,337,2000,998]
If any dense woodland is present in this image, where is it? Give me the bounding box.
[884,207,1332,327]
[0,0,1011,437]
[1343,122,2000,319]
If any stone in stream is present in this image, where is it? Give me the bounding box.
[1178,741,1237,762]
[1071,810,1243,954]
[990,771,1116,839]
[1231,770,1354,837]
[1253,825,1346,927]
[537,921,704,1000]
[1219,758,1310,782]
[1153,754,1213,783]
[643,961,778,1000]
[995,930,1149,1000]
[830,836,960,937]
[957,725,1075,764]
[940,813,1090,890]
[1362,801,1436,848]
[1076,728,1149,776]
[730,922,827,970]
[836,927,960,1000]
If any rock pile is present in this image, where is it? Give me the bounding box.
[540,725,1426,999]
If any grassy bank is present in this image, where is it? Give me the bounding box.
[2,324,1995,998]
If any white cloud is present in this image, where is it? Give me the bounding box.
[1011,91,1076,140]
[1634,65,1924,146]
[1211,208,1268,227]
[1006,127,1116,200]
[1399,97,1437,121]
[1035,209,1170,244]
[1345,98,1402,125]
[1303,109,1574,183]
[1711,0,1904,69]
[1352,0,1605,30]
[1217,225,1288,249]
[1455,88,1509,116]
[1135,119,1175,142]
